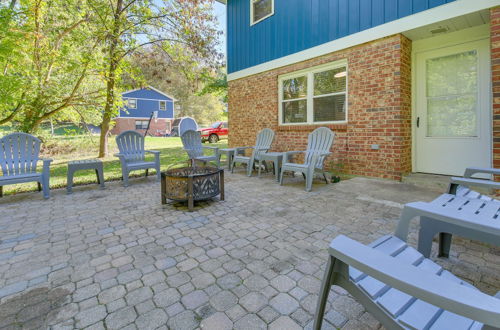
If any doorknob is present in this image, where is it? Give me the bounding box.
[416,117,420,128]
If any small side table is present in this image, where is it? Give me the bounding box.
[218,148,236,170]
[258,152,284,182]
[67,159,105,194]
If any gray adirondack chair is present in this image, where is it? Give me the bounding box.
[280,127,334,192]
[115,130,160,187]
[231,128,275,177]
[0,133,52,199]
[395,167,500,259]
[314,234,500,330]
[181,130,220,167]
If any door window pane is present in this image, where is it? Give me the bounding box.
[313,95,346,122]
[314,67,346,95]
[252,0,273,23]
[282,100,307,123]
[427,95,477,137]
[426,51,478,137]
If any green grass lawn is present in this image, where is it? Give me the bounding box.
[1,133,228,196]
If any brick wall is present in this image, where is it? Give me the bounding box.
[228,34,412,180]
[492,7,500,170]
[110,118,171,135]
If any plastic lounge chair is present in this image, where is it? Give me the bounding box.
[279,127,334,192]
[314,234,500,330]
[181,130,220,168]
[0,133,52,199]
[115,130,160,187]
[396,167,500,258]
[231,128,275,177]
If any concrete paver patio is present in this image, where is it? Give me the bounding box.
[0,171,499,329]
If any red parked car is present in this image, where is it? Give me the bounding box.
[200,121,228,143]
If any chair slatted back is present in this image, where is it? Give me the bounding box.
[181,130,203,159]
[0,133,41,176]
[305,127,335,169]
[254,128,275,159]
[116,130,145,162]
[179,117,198,137]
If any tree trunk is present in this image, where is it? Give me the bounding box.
[98,0,123,158]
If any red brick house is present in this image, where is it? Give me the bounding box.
[218,0,499,180]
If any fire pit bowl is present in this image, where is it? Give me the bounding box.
[161,166,224,211]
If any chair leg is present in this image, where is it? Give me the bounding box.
[145,169,149,177]
[156,164,161,180]
[305,170,314,192]
[314,256,336,330]
[417,217,436,258]
[323,172,329,184]
[42,177,50,199]
[279,168,285,186]
[97,167,105,189]
[67,170,74,194]
[123,171,130,187]
[258,159,263,178]
[231,159,236,173]
[438,233,453,258]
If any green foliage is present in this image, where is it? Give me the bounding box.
[0,0,225,156]
[0,0,106,132]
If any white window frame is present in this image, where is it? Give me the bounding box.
[127,98,137,109]
[159,100,167,111]
[278,60,348,126]
[250,0,274,26]
[135,120,149,130]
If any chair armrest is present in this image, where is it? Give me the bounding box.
[330,235,500,328]
[450,177,500,190]
[145,150,160,155]
[40,158,53,164]
[202,146,218,150]
[114,153,124,158]
[464,167,500,178]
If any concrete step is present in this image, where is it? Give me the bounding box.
[401,173,451,193]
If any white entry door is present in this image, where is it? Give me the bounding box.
[415,39,491,176]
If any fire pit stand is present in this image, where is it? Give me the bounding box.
[161,166,224,211]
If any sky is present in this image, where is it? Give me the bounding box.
[213,1,227,56]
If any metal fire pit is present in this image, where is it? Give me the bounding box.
[161,166,224,211]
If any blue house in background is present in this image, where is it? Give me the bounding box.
[111,86,175,135]
[218,0,497,180]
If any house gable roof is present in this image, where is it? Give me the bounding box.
[122,86,177,101]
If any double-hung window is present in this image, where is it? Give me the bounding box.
[159,100,167,111]
[135,120,149,130]
[128,98,137,109]
[279,61,347,125]
[250,0,274,25]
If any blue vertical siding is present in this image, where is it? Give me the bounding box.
[227,0,456,73]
